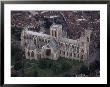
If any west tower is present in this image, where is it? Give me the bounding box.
[50,24,62,38]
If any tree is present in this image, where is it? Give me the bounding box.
[51,63,62,74]
[14,62,22,70]
[89,60,100,73]
[79,64,89,75]
[61,61,72,71]
[34,70,38,77]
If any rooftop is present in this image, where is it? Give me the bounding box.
[25,30,50,38]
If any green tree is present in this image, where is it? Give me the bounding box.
[79,64,89,75]
[34,70,38,77]
[61,61,72,71]
[14,62,22,70]
[89,60,100,73]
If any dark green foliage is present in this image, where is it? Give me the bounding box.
[61,61,72,71]
[43,18,52,29]
[11,26,22,40]
[34,70,38,77]
[51,62,62,74]
[38,59,47,69]
[64,73,73,77]
[23,57,82,77]
[79,64,89,75]
[89,60,100,72]
[14,62,22,70]
[11,41,25,71]
[37,58,72,75]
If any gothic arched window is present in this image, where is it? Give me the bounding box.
[74,46,76,51]
[34,39,36,45]
[70,53,72,57]
[24,42,26,46]
[74,53,76,57]
[52,30,54,36]
[77,47,79,53]
[81,55,83,59]
[81,49,84,53]
[28,51,30,56]
[87,37,89,42]
[46,49,51,56]
[77,54,79,58]
[55,30,57,37]
[66,44,68,48]
[31,51,34,57]
[48,40,50,43]
[72,45,74,48]
[63,51,65,55]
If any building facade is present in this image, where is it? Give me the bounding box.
[21,23,92,61]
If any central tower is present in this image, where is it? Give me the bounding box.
[50,23,62,38]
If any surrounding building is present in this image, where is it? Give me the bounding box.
[21,23,92,61]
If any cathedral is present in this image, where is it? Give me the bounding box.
[21,23,92,61]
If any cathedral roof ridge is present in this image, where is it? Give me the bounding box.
[60,37,78,44]
[50,23,62,28]
[25,30,50,38]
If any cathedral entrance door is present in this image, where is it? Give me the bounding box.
[45,49,51,56]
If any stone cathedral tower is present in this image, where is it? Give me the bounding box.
[50,23,62,39]
[79,29,92,60]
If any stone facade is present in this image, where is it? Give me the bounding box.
[21,23,92,61]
